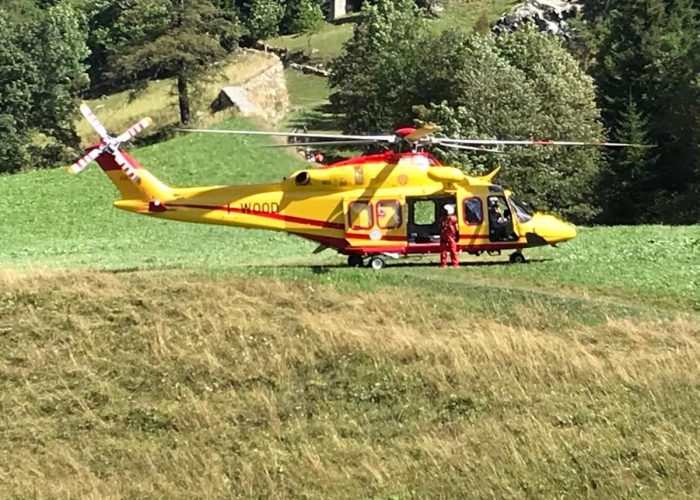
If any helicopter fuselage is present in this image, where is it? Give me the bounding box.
[112,151,577,260]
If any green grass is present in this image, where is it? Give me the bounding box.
[284,69,330,109]
[1,120,698,499]
[268,14,361,64]
[433,0,521,32]
[267,1,522,64]
[2,3,698,494]
[1,122,699,311]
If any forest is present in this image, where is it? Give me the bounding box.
[0,0,698,224]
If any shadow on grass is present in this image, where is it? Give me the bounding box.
[253,258,552,272]
[330,14,361,26]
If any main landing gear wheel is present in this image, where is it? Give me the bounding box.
[347,254,364,267]
[509,251,527,264]
[368,256,385,270]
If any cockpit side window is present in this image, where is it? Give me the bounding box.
[509,196,534,223]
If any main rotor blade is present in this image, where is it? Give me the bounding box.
[68,147,104,174]
[176,128,396,143]
[439,143,507,154]
[80,103,110,141]
[438,138,652,147]
[265,140,381,148]
[116,117,153,143]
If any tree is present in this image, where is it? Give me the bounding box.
[591,0,700,223]
[244,0,284,42]
[0,12,34,173]
[329,0,428,133]
[110,0,240,124]
[0,3,89,172]
[416,27,605,222]
[29,2,90,151]
[600,99,655,224]
[0,0,40,20]
[294,0,324,53]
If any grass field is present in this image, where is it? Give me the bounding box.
[268,0,521,64]
[1,3,699,494]
[0,268,698,497]
[1,117,699,496]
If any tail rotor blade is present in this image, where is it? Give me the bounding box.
[113,150,141,183]
[116,117,153,144]
[68,147,104,174]
[80,103,110,141]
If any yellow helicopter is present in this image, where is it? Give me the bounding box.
[69,104,637,269]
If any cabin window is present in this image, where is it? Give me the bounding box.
[348,201,373,230]
[377,200,402,229]
[412,199,435,225]
[464,197,483,224]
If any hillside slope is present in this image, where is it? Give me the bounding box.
[0,270,698,497]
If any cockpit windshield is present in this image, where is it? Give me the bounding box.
[509,196,534,223]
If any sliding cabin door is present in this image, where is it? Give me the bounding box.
[343,197,406,251]
[406,195,457,249]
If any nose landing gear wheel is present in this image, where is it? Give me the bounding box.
[368,256,385,270]
[509,251,526,264]
[347,254,364,267]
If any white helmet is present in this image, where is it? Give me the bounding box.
[444,204,455,215]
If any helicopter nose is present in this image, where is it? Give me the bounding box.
[529,214,577,245]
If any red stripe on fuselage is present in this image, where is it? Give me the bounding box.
[169,203,345,230]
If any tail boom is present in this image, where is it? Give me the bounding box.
[91,146,172,203]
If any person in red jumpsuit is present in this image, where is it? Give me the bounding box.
[440,204,459,268]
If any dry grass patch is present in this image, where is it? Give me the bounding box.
[76,50,277,144]
[0,270,698,497]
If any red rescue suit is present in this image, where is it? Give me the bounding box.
[440,214,459,268]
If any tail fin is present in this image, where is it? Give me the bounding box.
[69,105,170,203]
[91,146,172,202]
[478,165,501,183]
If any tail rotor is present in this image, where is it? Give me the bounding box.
[68,103,153,183]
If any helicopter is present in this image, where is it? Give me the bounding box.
[69,104,640,269]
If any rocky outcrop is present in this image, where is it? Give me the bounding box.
[493,0,582,38]
[212,52,289,125]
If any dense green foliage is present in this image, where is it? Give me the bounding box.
[330,3,604,222]
[1,0,698,225]
[580,0,700,223]
[293,0,325,51]
[0,2,88,172]
[421,27,604,222]
[242,0,285,41]
[329,0,700,224]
